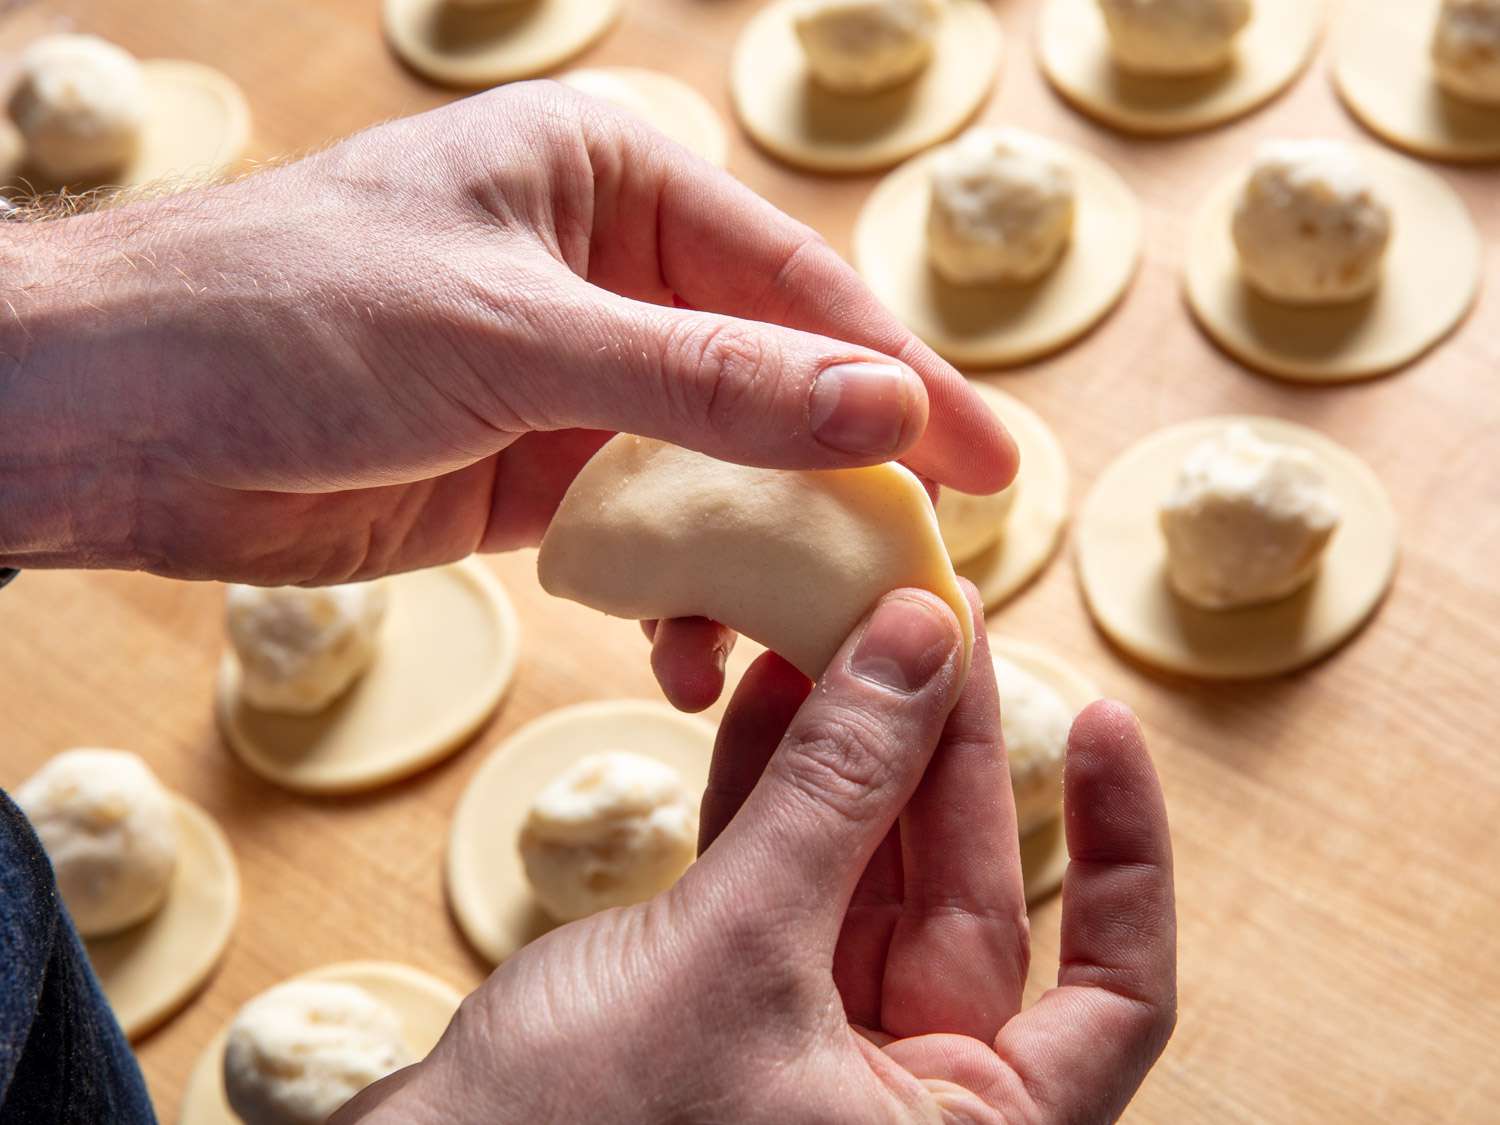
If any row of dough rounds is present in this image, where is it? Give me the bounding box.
[854,125,1480,381]
[379,0,1500,164]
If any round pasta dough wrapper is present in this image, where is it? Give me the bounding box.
[1075,416,1398,681]
[988,635,1100,906]
[382,0,622,88]
[10,59,250,192]
[215,559,521,794]
[1037,0,1323,135]
[87,796,239,1041]
[730,0,1002,173]
[1184,144,1480,383]
[941,383,1069,611]
[854,135,1141,367]
[559,67,729,167]
[1333,0,1500,163]
[179,962,463,1125]
[447,701,715,963]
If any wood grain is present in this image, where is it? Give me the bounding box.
[2,0,1498,1121]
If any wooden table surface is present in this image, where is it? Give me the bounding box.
[2,0,1497,1121]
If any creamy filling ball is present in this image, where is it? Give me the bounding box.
[1159,424,1341,610]
[1432,0,1500,105]
[519,751,698,922]
[1230,140,1393,305]
[927,127,1077,286]
[226,581,389,715]
[7,34,147,183]
[792,0,944,94]
[1097,0,1252,76]
[224,981,412,1125]
[993,657,1072,835]
[15,749,178,938]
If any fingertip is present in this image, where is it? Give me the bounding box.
[1068,699,1146,756]
[1064,699,1171,868]
[650,617,733,713]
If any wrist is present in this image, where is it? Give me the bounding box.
[0,211,152,570]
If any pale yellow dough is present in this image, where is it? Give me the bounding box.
[1334,0,1500,163]
[853,136,1141,368]
[988,635,1100,906]
[178,962,463,1125]
[215,559,520,795]
[537,435,974,680]
[560,67,729,167]
[447,701,716,963]
[1037,0,1323,135]
[1075,416,1398,681]
[1184,144,1480,383]
[8,59,249,192]
[383,0,622,87]
[730,0,1002,173]
[87,797,239,1041]
[947,383,1069,611]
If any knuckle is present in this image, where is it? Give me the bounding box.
[661,316,783,433]
[779,710,901,823]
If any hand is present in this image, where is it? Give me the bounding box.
[0,80,1013,709]
[337,585,1176,1123]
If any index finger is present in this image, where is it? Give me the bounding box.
[576,109,1018,496]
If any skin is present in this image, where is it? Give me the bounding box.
[337,586,1175,1123]
[0,81,1013,708]
[1,84,1173,1118]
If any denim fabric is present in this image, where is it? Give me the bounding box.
[0,789,156,1124]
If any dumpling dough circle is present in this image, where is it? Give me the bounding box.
[8,57,250,191]
[537,435,974,680]
[988,635,1100,907]
[224,981,411,1125]
[1037,0,1323,135]
[730,0,1002,173]
[16,748,177,937]
[215,559,521,795]
[853,132,1141,368]
[559,67,729,167]
[1333,0,1500,163]
[86,796,240,1041]
[382,0,622,88]
[1184,143,1480,383]
[942,382,1069,612]
[447,701,715,964]
[1075,416,1399,681]
[178,962,462,1125]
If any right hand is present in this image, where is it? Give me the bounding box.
[339,584,1177,1123]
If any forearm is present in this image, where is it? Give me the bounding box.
[0,208,164,570]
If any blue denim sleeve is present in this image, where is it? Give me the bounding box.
[0,789,157,1124]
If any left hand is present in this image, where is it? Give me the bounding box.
[0,82,1014,710]
[336,585,1177,1123]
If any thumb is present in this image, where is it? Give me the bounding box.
[691,589,964,944]
[533,282,932,470]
